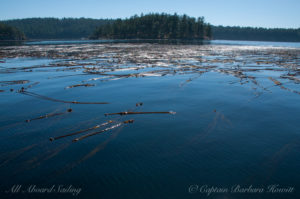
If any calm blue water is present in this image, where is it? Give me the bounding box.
[211,39,300,48]
[0,40,300,199]
[23,39,300,48]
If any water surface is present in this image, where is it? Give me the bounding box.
[0,40,300,199]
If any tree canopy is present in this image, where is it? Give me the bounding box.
[1,16,300,42]
[212,26,300,42]
[90,13,212,40]
[2,18,113,39]
[0,22,26,40]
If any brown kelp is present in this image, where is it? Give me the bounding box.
[73,120,134,142]
[19,90,109,104]
[0,80,29,86]
[25,108,73,123]
[49,120,114,141]
[268,77,282,86]
[1,43,299,96]
[104,111,176,116]
[65,83,95,89]
[268,77,300,95]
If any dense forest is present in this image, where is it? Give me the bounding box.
[90,13,212,39]
[1,15,300,42]
[2,18,112,39]
[212,26,300,42]
[0,22,25,40]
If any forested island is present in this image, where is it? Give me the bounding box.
[90,13,212,39]
[0,22,25,40]
[1,14,300,42]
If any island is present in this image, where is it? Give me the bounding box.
[90,13,212,40]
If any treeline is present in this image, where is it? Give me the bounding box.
[0,22,25,40]
[212,26,300,42]
[1,16,300,42]
[90,13,212,39]
[2,18,113,39]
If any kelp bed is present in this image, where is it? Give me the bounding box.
[0,42,300,186]
[1,43,299,90]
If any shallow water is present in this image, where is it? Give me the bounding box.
[0,40,300,199]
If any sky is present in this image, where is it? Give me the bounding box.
[0,0,299,28]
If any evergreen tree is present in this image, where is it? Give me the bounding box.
[90,13,212,40]
[2,18,113,39]
[0,22,25,40]
[212,25,300,42]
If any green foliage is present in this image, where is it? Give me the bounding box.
[2,16,299,42]
[212,26,300,42]
[2,18,113,39]
[0,22,25,40]
[90,13,212,40]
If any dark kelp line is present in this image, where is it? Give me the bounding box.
[19,90,109,104]
[268,77,300,94]
[104,111,176,116]
[0,80,29,86]
[45,100,176,144]
[72,120,134,142]
[25,81,40,89]
[49,120,114,141]
[65,83,95,89]
[49,102,175,143]
[25,108,73,123]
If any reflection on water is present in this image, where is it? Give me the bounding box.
[0,40,24,46]
[24,39,208,46]
[0,40,300,198]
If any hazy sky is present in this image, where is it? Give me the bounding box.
[1,0,299,28]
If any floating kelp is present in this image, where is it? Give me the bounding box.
[1,40,300,184]
[25,108,72,123]
[0,80,29,86]
[19,90,109,104]
[0,89,4,92]
[279,85,300,95]
[267,77,300,95]
[268,77,282,86]
[1,43,300,153]
[26,82,40,89]
[73,120,134,142]
[179,74,203,87]
[104,111,176,116]
[281,75,300,83]
[1,43,299,95]
[65,83,95,89]
[49,120,114,141]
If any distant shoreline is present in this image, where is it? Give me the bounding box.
[2,16,299,42]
